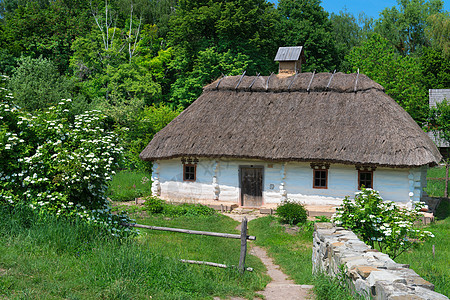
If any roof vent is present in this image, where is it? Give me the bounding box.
[274,46,306,75]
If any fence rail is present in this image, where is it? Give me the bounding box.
[123,222,256,240]
[122,217,254,273]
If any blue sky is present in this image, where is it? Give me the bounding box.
[320,0,450,19]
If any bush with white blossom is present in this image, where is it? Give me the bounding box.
[332,188,434,259]
[0,76,136,237]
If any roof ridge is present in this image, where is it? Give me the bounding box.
[204,72,385,93]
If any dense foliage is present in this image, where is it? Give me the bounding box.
[276,199,308,225]
[0,0,448,126]
[332,188,434,259]
[0,82,135,236]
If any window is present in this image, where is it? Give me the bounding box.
[358,170,373,189]
[183,164,196,181]
[181,157,198,182]
[311,163,330,189]
[313,169,328,189]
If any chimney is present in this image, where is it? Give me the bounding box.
[274,46,306,76]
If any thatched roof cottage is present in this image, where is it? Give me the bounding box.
[140,47,441,207]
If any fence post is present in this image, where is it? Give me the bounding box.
[445,162,449,198]
[239,217,248,273]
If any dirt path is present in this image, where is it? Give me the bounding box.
[251,246,314,300]
[216,212,315,300]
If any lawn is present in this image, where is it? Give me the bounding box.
[106,170,153,202]
[0,206,269,299]
[395,199,450,297]
[426,165,448,197]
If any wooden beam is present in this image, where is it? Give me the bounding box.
[122,223,256,240]
[239,217,248,273]
[180,259,253,272]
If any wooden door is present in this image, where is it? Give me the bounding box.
[240,167,263,207]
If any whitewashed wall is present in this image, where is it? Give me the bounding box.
[151,158,426,206]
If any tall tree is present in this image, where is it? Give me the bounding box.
[167,0,280,108]
[0,0,93,74]
[277,0,337,72]
[427,12,450,56]
[346,33,428,124]
[8,56,74,111]
[329,10,369,71]
[375,0,444,55]
[420,47,450,90]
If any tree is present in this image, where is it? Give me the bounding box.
[426,12,450,56]
[329,10,368,71]
[169,47,254,108]
[0,0,93,74]
[8,56,74,111]
[428,99,450,197]
[420,47,450,90]
[346,34,428,124]
[70,1,171,124]
[277,0,338,72]
[167,0,280,107]
[374,0,444,55]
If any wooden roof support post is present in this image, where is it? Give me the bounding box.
[326,70,336,90]
[307,70,316,92]
[248,73,261,90]
[235,70,247,90]
[354,68,360,92]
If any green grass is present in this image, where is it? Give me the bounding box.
[395,200,450,297]
[426,166,448,197]
[248,216,315,284]
[0,206,269,299]
[106,170,152,202]
[248,217,366,300]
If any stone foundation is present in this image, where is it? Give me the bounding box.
[312,223,448,300]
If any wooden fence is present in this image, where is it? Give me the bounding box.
[123,217,255,273]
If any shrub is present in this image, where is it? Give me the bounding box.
[0,86,135,237]
[332,188,434,259]
[143,196,165,214]
[8,56,74,111]
[276,199,308,225]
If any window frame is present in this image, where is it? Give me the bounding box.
[358,170,373,190]
[183,164,197,182]
[313,169,328,189]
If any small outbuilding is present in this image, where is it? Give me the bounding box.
[140,48,442,207]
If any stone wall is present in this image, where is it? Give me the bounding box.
[312,223,449,300]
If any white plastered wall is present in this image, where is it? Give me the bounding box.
[151,158,425,206]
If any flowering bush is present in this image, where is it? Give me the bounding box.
[332,188,434,259]
[0,78,136,237]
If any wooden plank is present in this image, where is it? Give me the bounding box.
[122,223,256,240]
[239,217,248,273]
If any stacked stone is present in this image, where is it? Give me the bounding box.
[312,223,448,300]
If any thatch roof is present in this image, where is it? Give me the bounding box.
[140,72,442,167]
